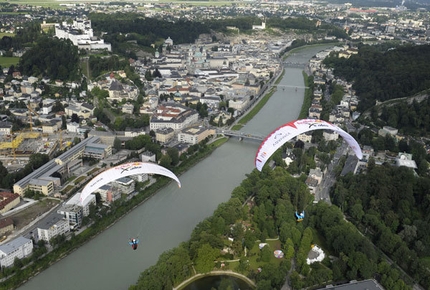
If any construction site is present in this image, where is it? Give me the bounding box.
[0,105,74,173]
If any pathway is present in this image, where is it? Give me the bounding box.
[173,270,256,290]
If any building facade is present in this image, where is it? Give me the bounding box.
[0,237,33,267]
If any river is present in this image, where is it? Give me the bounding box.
[18,45,331,290]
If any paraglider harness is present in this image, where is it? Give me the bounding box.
[129,238,139,250]
[295,211,305,222]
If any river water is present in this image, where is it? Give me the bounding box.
[18,45,331,290]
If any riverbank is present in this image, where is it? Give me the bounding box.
[231,69,285,131]
[0,138,231,290]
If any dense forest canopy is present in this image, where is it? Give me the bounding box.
[323,44,430,111]
[0,21,41,53]
[333,163,430,288]
[18,36,80,81]
[90,13,211,47]
[364,97,430,137]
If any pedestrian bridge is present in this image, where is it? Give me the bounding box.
[217,130,265,141]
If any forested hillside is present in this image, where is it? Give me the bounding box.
[323,44,430,111]
[363,96,430,138]
[333,163,430,288]
[130,168,412,290]
[19,36,79,81]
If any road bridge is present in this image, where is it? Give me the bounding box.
[284,61,306,68]
[217,130,265,141]
[274,84,309,89]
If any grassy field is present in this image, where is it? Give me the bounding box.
[0,57,19,67]
[0,32,14,38]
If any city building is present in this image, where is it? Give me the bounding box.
[141,151,156,163]
[114,177,135,195]
[177,126,216,145]
[55,18,111,51]
[0,217,14,236]
[0,121,12,135]
[57,204,84,230]
[36,213,70,243]
[0,192,20,214]
[150,103,199,132]
[155,127,175,144]
[317,279,384,290]
[66,191,96,217]
[13,136,107,196]
[0,237,33,267]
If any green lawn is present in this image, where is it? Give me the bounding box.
[0,32,14,38]
[225,239,284,273]
[0,57,19,67]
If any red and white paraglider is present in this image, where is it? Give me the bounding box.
[80,162,181,204]
[255,119,363,171]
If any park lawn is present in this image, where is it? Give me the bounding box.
[0,32,14,38]
[246,239,284,270]
[0,57,19,67]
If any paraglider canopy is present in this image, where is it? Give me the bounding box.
[80,162,181,204]
[255,119,363,171]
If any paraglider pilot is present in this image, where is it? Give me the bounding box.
[129,238,139,250]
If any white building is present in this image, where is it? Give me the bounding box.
[297,131,313,143]
[37,213,70,243]
[0,237,33,268]
[66,191,96,217]
[67,122,80,133]
[141,151,156,163]
[150,103,199,132]
[323,130,339,142]
[114,177,135,195]
[177,126,216,145]
[55,19,111,51]
[228,97,249,112]
[57,204,83,229]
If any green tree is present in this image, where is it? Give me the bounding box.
[166,147,179,166]
[113,137,122,151]
[194,243,219,273]
[159,154,172,169]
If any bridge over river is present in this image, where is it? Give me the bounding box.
[284,61,306,68]
[217,130,265,141]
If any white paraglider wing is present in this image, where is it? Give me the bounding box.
[80,162,181,204]
[255,119,363,171]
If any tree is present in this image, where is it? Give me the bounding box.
[159,154,172,169]
[113,137,122,151]
[260,245,272,262]
[194,243,218,273]
[166,147,179,166]
[71,113,80,124]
